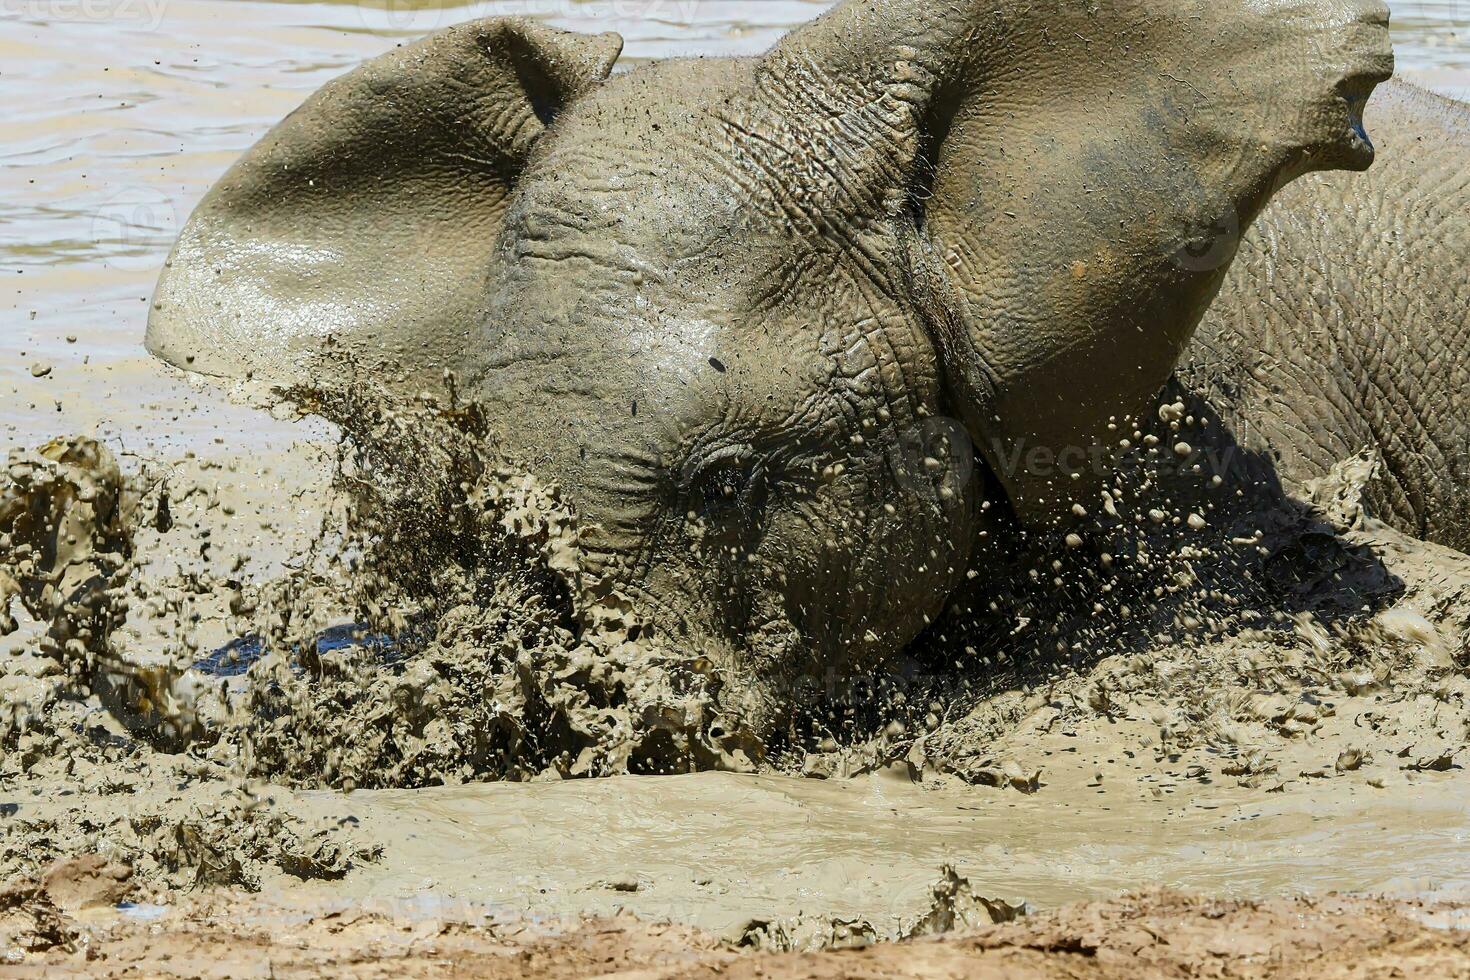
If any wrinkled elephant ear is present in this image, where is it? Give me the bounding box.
[147,18,622,387]
[770,0,1391,526]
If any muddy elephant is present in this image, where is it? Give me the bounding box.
[146,0,1392,728]
[1178,79,1470,551]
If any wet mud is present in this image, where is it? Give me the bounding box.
[4,370,1469,950]
[4,874,1470,977]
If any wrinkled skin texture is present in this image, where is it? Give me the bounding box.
[147,1,1392,730]
[1180,80,1470,551]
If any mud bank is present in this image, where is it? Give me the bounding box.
[3,881,1469,978]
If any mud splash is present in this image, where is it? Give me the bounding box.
[0,377,774,896]
[229,379,764,787]
[0,438,380,895]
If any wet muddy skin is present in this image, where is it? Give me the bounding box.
[3,1,1470,972]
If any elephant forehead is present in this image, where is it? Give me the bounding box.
[510,55,906,275]
[522,60,755,209]
[468,53,953,521]
[476,244,945,482]
[472,303,920,465]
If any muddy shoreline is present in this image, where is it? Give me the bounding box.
[6,878,1470,977]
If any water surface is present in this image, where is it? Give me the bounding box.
[285,766,1470,935]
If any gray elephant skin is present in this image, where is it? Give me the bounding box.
[146,0,1396,729]
[1182,80,1469,551]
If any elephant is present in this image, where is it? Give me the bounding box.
[1178,79,1470,551]
[144,0,1393,732]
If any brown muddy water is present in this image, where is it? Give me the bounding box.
[279,767,1470,937]
[3,0,1470,950]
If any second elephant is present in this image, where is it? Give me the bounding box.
[1182,80,1470,551]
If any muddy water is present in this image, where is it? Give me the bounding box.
[286,766,1470,937]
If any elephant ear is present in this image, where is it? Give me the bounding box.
[147,18,622,387]
[769,0,1391,526]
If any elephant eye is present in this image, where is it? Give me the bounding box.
[682,448,768,527]
[704,466,748,504]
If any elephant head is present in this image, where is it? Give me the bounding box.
[148,1,1391,728]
